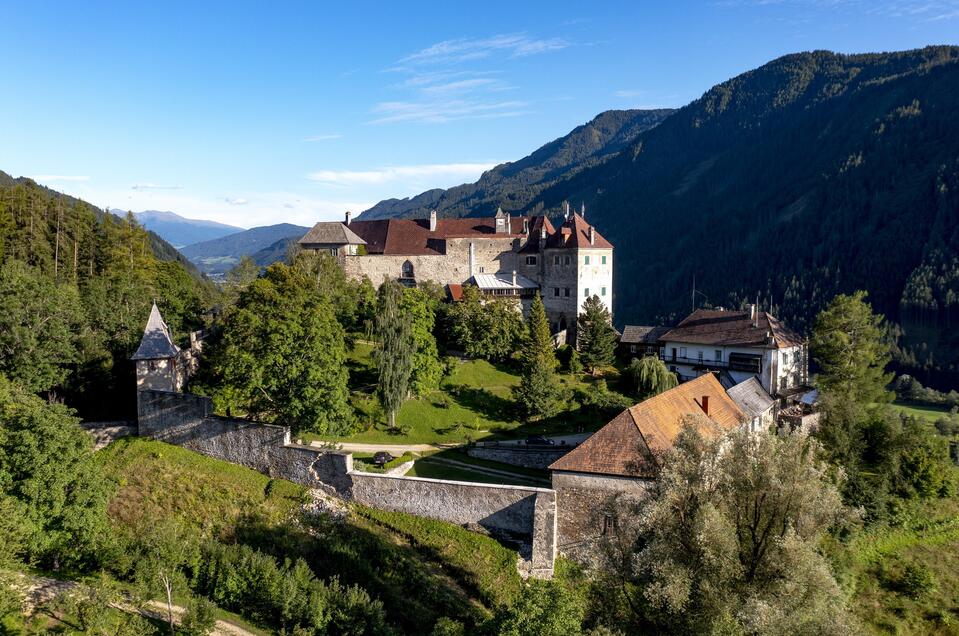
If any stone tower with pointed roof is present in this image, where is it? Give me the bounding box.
[131,302,185,393]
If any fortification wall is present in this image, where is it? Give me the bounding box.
[136,389,556,576]
[467,444,571,469]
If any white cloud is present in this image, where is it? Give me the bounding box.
[304,134,343,142]
[400,33,568,65]
[369,99,528,124]
[224,197,248,205]
[132,183,182,191]
[30,175,89,182]
[307,162,498,187]
[614,89,647,98]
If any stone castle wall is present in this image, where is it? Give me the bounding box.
[467,444,572,470]
[136,389,557,576]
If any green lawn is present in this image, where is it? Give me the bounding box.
[891,401,952,423]
[307,345,605,445]
[407,451,550,487]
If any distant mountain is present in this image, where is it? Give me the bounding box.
[357,108,674,220]
[179,223,309,276]
[127,210,243,248]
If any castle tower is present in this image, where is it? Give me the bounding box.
[131,302,182,393]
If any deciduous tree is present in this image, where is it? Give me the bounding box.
[400,287,443,396]
[375,279,414,429]
[627,356,677,399]
[600,421,855,634]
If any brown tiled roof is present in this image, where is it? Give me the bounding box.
[446,283,464,302]
[544,212,613,250]
[620,325,671,345]
[549,374,745,478]
[661,309,804,349]
[344,215,544,256]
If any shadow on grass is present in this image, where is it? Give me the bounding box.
[448,386,515,422]
[233,509,515,634]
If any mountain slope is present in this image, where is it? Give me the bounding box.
[130,210,243,248]
[530,46,959,385]
[0,172,203,278]
[358,108,674,220]
[180,223,309,276]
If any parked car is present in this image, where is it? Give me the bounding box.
[372,451,394,467]
[525,435,555,445]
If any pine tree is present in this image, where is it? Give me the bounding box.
[577,295,617,374]
[514,293,559,418]
[374,279,414,429]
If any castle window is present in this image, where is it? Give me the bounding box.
[584,288,590,297]
[584,255,590,265]
[525,256,537,265]
[148,360,158,372]
[601,287,606,296]
[715,350,722,362]
[564,288,570,297]
[564,255,571,266]
[602,513,617,535]
[601,255,607,265]
[554,287,560,297]
[401,261,414,278]
[553,255,560,265]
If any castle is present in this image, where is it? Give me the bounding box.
[298,205,614,339]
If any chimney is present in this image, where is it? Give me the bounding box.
[701,395,710,416]
[563,201,570,220]
[512,270,517,286]
[523,218,529,234]
[749,304,756,321]
[506,212,512,234]
[429,209,437,232]
[588,225,595,246]
[468,242,475,277]
[345,210,352,225]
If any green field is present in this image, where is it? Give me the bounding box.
[306,342,605,445]
[891,401,953,423]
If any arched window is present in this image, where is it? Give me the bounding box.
[401,260,414,278]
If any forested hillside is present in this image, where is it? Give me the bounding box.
[180,223,309,276]
[0,172,216,418]
[358,108,674,220]
[363,47,959,388]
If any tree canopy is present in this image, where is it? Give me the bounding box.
[514,293,560,419]
[577,295,617,373]
[374,279,414,429]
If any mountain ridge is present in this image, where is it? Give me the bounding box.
[129,210,244,248]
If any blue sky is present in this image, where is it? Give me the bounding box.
[1,1,956,228]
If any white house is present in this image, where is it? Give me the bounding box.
[658,306,808,397]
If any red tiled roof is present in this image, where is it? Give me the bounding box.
[661,309,804,349]
[544,212,613,250]
[447,283,464,302]
[346,216,543,256]
[549,374,745,478]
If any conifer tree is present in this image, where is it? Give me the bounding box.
[577,295,617,374]
[374,279,414,429]
[514,293,559,418]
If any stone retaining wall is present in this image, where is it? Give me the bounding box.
[467,445,572,469]
[136,389,556,576]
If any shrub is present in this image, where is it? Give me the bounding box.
[180,596,217,636]
[899,562,936,599]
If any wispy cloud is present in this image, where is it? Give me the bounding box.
[369,99,528,125]
[132,183,182,191]
[614,89,647,98]
[30,175,89,182]
[399,33,568,65]
[304,134,343,142]
[224,197,248,205]
[307,162,498,186]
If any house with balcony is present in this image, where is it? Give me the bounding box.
[658,306,808,398]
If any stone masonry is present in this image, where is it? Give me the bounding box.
[136,389,557,577]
